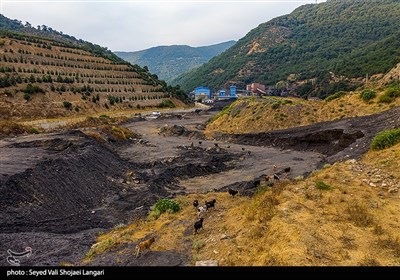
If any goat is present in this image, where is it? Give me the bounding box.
[247,151,251,155]
[134,237,155,258]
[226,145,230,149]
[214,143,219,147]
[193,199,199,208]
[264,175,270,182]
[198,141,202,145]
[274,174,280,181]
[254,179,261,188]
[241,147,245,151]
[228,188,238,198]
[194,218,204,234]
[205,199,216,209]
[284,167,291,173]
[197,205,208,217]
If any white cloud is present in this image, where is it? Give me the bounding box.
[2,0,327,51]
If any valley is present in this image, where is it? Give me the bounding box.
[0,102,399,265]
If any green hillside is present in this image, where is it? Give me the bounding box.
[115,40,236,82]
[173,0,400,98]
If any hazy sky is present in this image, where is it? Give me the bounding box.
[1,0,326,52]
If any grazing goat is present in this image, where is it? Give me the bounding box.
[134,237,155,258]
[194,218,204,234]
[247,151,251,155]
[264,175,270,182]
[284,167,291,173]
[198,141,202,145]
[197,205,208,217]
[241,147,245,151]
[214,143,219,147]
[254,179,261,188]
[205,199,216,209]
[228,188,238,198]
[193,199,199,208]
[274,174,280,181]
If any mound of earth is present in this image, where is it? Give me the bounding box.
[214,106,400,163]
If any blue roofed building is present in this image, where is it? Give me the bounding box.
[194,86,211,101]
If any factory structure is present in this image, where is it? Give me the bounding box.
[193,85,238,102]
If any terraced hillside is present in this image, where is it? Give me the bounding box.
[0,32,184,120]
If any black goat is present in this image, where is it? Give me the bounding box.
[241,147,245,151]
[274,174,280,181]
[284,167,291,173]
[228,188,238,198]
[214,143,219,147]
[205,199,216,209]
[194,218,204,234]
[198,141,202,145]
[193,199,199,208]
[253,179,261,188]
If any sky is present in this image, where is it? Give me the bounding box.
[1,0,326,52]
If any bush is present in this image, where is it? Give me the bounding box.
[324,91,346,102]
[315,180,332,190]
[63,101,72,109]
[360,89,376,102]
[271,102,281,109]
[378,86,400,103]
[29,127,39,134]
[22,83,44,94]
[149,199,180,220]
[159,99,175,108]
[370,128,400,150]
[23,92,31,101]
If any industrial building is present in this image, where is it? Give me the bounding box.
[194,86,211,101]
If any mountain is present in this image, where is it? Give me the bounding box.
[114,40,236,82]
[0,16,189,119]
[173,0,400,98]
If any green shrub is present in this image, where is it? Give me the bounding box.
[149,199,180,220]
[370,128,400,150]
[360,89,376,102]
[22,83,44,94]
[29,127,39,134]
[315,180,332,190]
[378,86,400,103]
[63,101,72,109]
[271,102,281,109]
[159,99,176,108]
[324,91,346,102]
[23,92,31,101]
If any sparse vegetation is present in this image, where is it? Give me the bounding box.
[325,91,346,102]
[370,128,400,150]
[63,101,72,109]
[360,89,376,102]
[149,198,180,220]
[347,202,374,227]
[315,180,332,191]
[378,85,400,103]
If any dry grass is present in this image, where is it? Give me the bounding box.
[206,90,400,135]
[81,144,400,266]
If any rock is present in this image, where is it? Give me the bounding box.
[388,187,398,193]
[369,182,377,187]
[195,260,218,266]
[213,250,219,254]
[220,234,228,240]
[91,210,96,214]
[345,159,356,164]
[381,183,387,187]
